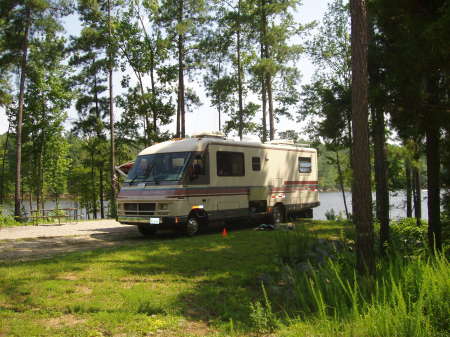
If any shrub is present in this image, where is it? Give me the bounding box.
[249,284,279,333]
[325,209,336,220]
[0,206,20,227]
[389,218,427,255]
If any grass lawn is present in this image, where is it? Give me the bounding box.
[0,221,341,337]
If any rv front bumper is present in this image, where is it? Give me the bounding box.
[117,216,187,227]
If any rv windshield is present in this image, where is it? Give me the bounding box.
[126,152,191,184]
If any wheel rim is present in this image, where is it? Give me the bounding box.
[186,217,199,236]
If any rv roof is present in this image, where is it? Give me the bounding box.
[138,137,315,156]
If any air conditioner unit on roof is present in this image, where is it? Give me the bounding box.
[267,139,310,147]
[192,131,226,139]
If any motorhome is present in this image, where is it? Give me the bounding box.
[116,132,320,236]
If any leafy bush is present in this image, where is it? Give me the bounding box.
[249,284,279,333]
[325,208,336,220]
[389,218,427,255]
[0,206,21,227]
[275,226,320,265]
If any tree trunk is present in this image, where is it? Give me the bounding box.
[264,40,274,138]
[426,123,441,251]
[217,60,222,131]
[350,0,375,275]
[14,8,31,220]
[107,0,117,219]
[261,72,267,142]
[0,120,10,205]
[91,152,97,219]
[177,0,186,138]
[99,164,104,219]
[28,189,33,214]
[237,0,244,140]
[176,99,180,138]
[40,160,45,211]
[405,160,412,217]
[373,108,389,253]
[346,114,353,161]
[413,165,421,225]
[267,73,274,140]
[150,48,158,138]
[261,79,267,142]
[260,0,267,143]
[336,149,349,219]
[35,149,42,213]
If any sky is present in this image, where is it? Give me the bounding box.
[0,0,330,137]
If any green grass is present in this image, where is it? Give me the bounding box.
[0,215,115,228]
[0,227,280,336]
[272,253,450,337]
[258,221,450,337]
[0,220,448,337]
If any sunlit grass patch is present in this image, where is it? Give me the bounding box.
[0,227,280,336]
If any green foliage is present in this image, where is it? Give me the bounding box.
[249,284,279,333]
[44,136,69,199]
[267,222,450,337]
[325,208,336,220]
[388,218,428,256]
[275,226,319,265]
[115,0,176,145]
[0,206,20,227]
[300,0,351,148]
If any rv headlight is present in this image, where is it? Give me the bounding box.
[159,203,169,210]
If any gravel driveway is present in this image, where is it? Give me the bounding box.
[0,219,142,262]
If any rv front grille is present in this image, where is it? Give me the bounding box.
[124,203,155,216]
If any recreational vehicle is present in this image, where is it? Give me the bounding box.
[116,133,319,236]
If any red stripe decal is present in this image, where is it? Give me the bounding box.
[284,181,318,185]
[119,187,249,198]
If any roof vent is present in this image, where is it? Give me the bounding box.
[192,131,226,139]
[267,139,310,147]
[267,139,294,145]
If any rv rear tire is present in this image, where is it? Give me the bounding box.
[137,224,157,237]
[272,205,285,225]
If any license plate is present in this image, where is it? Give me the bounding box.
[149,217,160,225]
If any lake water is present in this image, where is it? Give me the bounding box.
[1,199,110,220]
[1,191,436,221]
[315,190,433,221]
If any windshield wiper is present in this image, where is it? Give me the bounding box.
[127,174,140,185]
[128,163,156,186]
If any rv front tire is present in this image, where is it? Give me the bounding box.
[185,216,200,236]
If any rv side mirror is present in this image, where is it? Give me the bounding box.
[188,164,199,181]
[189,156,204,181]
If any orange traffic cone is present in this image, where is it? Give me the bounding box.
[222,228,228,237]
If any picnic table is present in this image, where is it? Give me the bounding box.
[29,208,79,225]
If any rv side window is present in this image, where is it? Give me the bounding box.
[188,151,210,184]
[298,157,312,173]
[252,157,261,171]
[217,151,245,176]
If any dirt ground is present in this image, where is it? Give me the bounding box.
[0,219,143,262]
